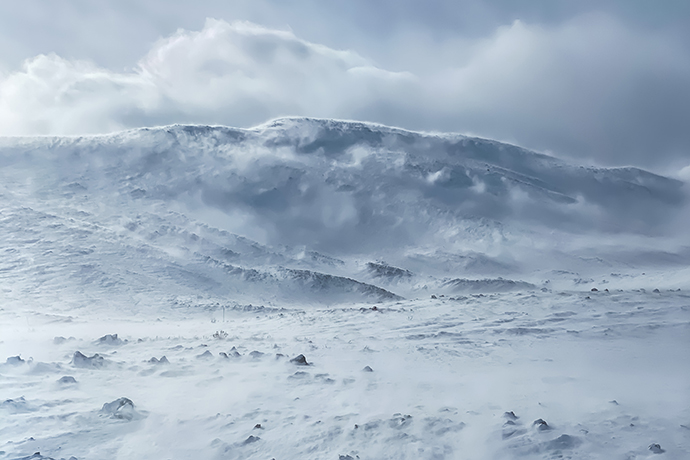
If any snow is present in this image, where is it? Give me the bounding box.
[0,118,689,459]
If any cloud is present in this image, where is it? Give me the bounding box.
[0,15,688,171]
[424,14,690,169]
[0,19,415,136]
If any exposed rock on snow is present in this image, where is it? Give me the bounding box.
[543,434,581,450]
[100,397,139,421]
[1,396,33,414]
[288,371,310,380]
[212,330,229,339]
[285,268,403,301]
[649,443,665,454]
[228,347,242,358]
[70,351,107,368]
[242,435,260,445]
[95,333,125,346]
[366,262,413,280]
[14,453,78,460]
[53,337,75,345]
[289,354,310,365]
[56,376,77,385]
[533,418,552,431]
[504,411,519,421]
[443,278,536,292]
[5,356,25,365]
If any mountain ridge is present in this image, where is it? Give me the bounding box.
[0,117,688,307]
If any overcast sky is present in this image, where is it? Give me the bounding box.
[1,0,689,173]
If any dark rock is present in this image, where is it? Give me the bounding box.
[362,366,374,372]
[288,371,310,380]
[431,295,437,299]
[389,414,413,429]
[533,419,551,431]
[212,330,228,339]
[71,351,107,368]
[2,397,35,416]
[148,356,169,364]
[649,443,665,454]
[504,411,519,421]
[653,289,660,293]
[20,453,77,460]
[101,397,137,420]
[228,347,241,358]
[314,373,336,384]
[242,435,260,445]
[591,288,598,292]
[367,261,412,279]
[16,453,54,460]
[96,334,125,346]
[290,354,310,365]
[5,356,25,365]
[254,423,263,430]
[57,376,77,385]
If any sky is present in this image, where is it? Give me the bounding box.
[0,0,689,173]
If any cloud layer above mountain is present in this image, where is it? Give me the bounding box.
[1,13,689,171]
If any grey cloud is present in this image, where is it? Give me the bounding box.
[0,13,688,172]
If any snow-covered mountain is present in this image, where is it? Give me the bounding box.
[2,118,689,460]
[0,117,687,306]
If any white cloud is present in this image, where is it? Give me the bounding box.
[0,15,688,171]
[0,19,415,136]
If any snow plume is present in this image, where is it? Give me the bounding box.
[0,19,414,136]
[2,16,689,170]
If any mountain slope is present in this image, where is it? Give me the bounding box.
[0,117,687,307]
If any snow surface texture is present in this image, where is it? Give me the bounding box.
[0,118,689,459]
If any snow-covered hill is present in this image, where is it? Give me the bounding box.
[1,118,688,459]
[0,117,687,304]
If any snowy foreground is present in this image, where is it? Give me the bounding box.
[2,291,689,459]
[0,118,689,459]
